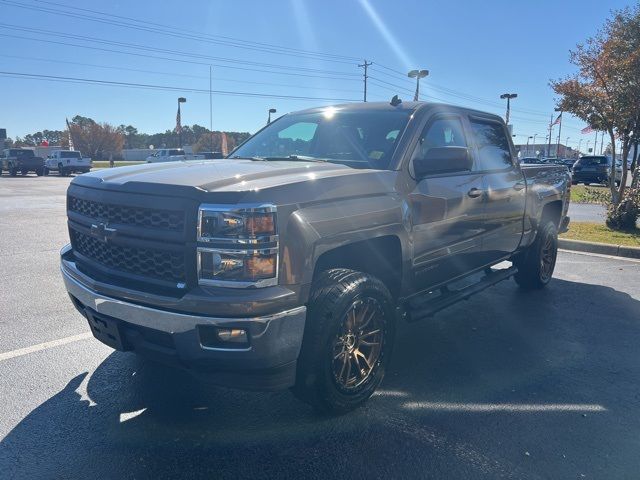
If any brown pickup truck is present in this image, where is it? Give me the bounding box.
[61,101,571,413]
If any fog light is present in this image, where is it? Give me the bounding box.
[216,328,247,343]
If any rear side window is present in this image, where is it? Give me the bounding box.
[469,119,512,170]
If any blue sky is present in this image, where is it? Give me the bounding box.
[0,0,631,151]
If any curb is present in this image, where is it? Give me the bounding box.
[559,238,640,260]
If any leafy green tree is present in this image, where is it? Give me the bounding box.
[551,3,640,229]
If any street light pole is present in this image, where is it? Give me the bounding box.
[533,134,538,156]
[578,139,582,155]
[267,108,277,124]
[526,136,532,156]
[408,69,429,101]
[500,93,517,128]
[565,136,570,157]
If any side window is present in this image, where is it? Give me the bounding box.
[469,120,512,170]
[412,117,468,161]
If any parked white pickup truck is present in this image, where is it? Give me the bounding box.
[44,150,92,176]
[146,148,204,163]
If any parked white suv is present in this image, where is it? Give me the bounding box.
[45,150,92,176]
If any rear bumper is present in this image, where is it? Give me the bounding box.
[61,246,307,390]
[572,171,609,183]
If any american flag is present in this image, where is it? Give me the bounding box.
[175,105,182,134]
[552,113,562,126]
[581,126,594,134]
[221,132,228,156]
[65,118,75,151]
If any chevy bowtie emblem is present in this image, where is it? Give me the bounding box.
[90,222,117,243]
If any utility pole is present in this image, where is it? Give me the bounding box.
[358,60,372,102]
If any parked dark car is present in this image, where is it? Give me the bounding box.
[1,148,45,176]
[61,101,571,413]
[520,156,547,164]
[200,151,224,159]
[572,155,613,185]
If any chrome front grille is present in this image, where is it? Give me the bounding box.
[68,196,184,231]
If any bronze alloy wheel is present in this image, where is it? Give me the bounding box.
[539,231,557,282]
[331,297,384,391]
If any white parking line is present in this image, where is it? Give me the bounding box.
[0,332,93,363]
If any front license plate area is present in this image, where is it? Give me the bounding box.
[86,311,127,350]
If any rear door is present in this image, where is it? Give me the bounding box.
[407,114,487,290]
[467,116,526,264]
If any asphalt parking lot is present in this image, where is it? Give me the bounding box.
[1,175,640,479]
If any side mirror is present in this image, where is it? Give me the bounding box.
[413,146,473,178]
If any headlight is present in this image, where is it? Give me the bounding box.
[197,204,278,287]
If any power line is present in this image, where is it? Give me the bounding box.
[0,53,363,93]
[0,23,361,77]
[1,0,360,64]
[0,33,363,82]
[0,70,361,102]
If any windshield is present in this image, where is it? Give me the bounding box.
[232,109,412,170]
[60,151,81,158]
[11,149,34,158]
[578,156,609,165]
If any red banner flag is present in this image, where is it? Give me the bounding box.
[581,126,594,134]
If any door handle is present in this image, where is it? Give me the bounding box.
[513,182,526,191]
[467,188,483,198]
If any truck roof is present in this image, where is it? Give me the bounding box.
[290,101,504,123]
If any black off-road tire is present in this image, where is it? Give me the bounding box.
[43,167,50,176]
[35,167,44,176]
[9,167,17,177]
[513,220,558,290]
[292,269,395,414]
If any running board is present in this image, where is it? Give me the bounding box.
[404,266,518,322]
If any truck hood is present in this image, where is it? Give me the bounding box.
[82,159,370,192]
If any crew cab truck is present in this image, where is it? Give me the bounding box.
[1,148,44,176]
[45,150,92,176]
[60,101,571,413]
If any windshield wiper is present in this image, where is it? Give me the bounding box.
[232,155,326,163]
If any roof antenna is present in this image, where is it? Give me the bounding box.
[390,95,402,107]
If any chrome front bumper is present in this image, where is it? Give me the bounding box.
[60,245,307,389]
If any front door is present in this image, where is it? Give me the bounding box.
[407,114,487,290]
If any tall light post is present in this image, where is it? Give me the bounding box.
[577,138,582,155]
[532,133,538,156]
[408,69,429,101]
[177,97,186,148]
[565,136,570,157]
[526,135,533,156]
[267,108,277,124]
[500,93,517,128]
